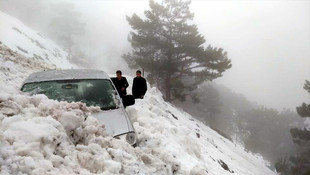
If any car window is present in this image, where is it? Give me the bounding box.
[22,79,120,110]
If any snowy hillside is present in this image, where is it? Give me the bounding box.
[126,88,275,175]
[0,12,276,175]
[0,10,75,69]
[0,45,275,175]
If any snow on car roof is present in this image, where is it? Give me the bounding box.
[23,69,111,84]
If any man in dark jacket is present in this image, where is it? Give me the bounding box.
[112,70,129,98]
[132,70,147,99]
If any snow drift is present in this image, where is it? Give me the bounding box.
[0,10,75,69]
[0,11,276,175]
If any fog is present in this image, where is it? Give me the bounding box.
[1,0,310,170]
[0,0,309,110]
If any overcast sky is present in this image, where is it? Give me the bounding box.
[1,0,309,110]
[191,0,310,110]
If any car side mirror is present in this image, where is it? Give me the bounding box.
[123,95,135,107]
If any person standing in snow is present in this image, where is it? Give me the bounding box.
[112,70,129,98]
[132,70,147,99]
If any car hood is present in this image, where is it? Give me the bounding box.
[91,108,135,137]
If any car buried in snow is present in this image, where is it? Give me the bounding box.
[21,69,137,146]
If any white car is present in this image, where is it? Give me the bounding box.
[21,69,137,145]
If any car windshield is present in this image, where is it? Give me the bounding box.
[22,79,120,110]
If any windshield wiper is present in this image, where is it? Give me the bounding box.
[56,80,81,83]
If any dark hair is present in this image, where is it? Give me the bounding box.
[136,70,141,74]
[116,70,122,75]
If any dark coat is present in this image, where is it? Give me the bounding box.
[111,77,129,98]
[132,77,147,99]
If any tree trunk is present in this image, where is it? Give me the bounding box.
[165,73,171,102]
[166,22,173,102]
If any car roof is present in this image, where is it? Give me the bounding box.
[23,69,111,84]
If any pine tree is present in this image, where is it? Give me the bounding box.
[296,80,310,118]
[290,80,310,174]
[123,0,231,102]
[277,80,310,174]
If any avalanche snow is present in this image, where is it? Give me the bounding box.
[0,11,276,175]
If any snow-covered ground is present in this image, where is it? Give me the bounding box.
[0,11,76,69]
[0,11,276,175]
[125,88,276,175]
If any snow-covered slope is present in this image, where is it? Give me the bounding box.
[125,87,275,175]
[0,12,276,175]
[0,10,75,69]
[0,43,275,175]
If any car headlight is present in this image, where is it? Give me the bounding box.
[126,132,137,145]
[115,132,137,145]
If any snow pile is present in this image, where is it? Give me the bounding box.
[0,44,175,175]
[0,10,75,69]
[0,41,276,174]
[0,11,276,174]
[0,95,112,174]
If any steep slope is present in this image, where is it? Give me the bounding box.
[0,43,275,175]
[126,87,275,174]
[0,10,75,69]
[0,12,275,175]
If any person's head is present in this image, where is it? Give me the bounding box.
[136,70,141,77]
[116,70,122,79]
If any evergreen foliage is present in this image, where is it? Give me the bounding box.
[276,80,310,175]
[123,0,231,101]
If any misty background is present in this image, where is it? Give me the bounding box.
[1,0,308,110]
[0,0,309,171]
